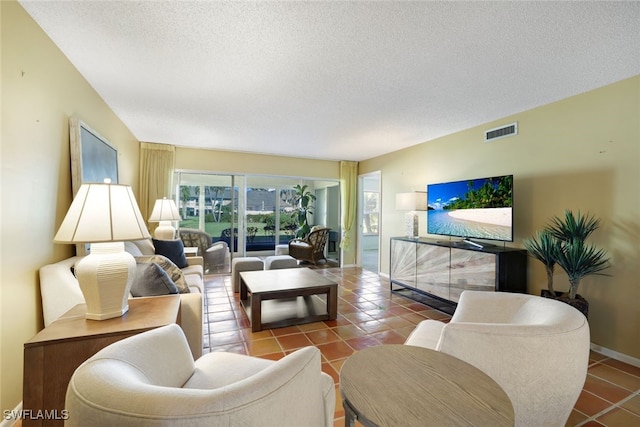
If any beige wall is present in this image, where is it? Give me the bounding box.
[1,1,140,410]
[360,75,640,359]
[176,147,340,179]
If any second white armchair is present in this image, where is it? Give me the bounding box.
[405,290,590,427]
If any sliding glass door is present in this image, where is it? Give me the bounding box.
[174,172,341,269]
[174,172,242,273]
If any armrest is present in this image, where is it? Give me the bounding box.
[207,241,228,252]
[39,257,86,326]
[185,256,204,267]
[450,290,533,323]
[178,293,203,359]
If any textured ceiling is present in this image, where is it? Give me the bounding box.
[19,1,640,161]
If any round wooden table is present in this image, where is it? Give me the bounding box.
[339,345,514,426]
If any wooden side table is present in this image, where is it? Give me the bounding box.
[22,295,181,427]
[340,345,514,427]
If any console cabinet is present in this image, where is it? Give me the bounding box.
[390,237,527,309]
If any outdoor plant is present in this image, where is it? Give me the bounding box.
[291,184,316,238]
[524,210,610,301]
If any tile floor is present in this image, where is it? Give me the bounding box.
[202,266,640,427]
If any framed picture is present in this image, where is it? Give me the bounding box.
[69,117,119,255]
[69,117,118,197]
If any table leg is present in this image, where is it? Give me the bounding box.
[240,277,247,300]
[343,399,357,427]
[251,293,262,332]
[327,285,338,320]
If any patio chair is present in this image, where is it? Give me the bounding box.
[179,228,229,273]
[288,226,330,265]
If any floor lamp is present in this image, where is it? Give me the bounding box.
[149,198,181,240]
[53,181,150,320]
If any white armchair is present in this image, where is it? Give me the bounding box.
[405,290,590,427]
[65,324,335,427]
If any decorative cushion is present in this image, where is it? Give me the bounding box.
[153,238,188,269]
[131,262,178,297]
[135,255,190,293]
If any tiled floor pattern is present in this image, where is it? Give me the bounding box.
[202,266,640,427]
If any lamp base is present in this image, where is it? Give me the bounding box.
[74,241,135,320]
[404,212,419,239]
[154,221,176,240]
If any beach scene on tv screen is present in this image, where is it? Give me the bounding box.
[427,176,513,241]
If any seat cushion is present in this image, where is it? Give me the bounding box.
[181,264,204,280]
[183,273,203,293]
[289,241,311,249]
[184,352,274,389]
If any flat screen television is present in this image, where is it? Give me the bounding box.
[427,175,513,244]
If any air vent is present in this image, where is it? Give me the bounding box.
[485,122,518,142]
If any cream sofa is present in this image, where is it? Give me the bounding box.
[405,290,590,427]
[39,239,204,358]
[66,324,335,427]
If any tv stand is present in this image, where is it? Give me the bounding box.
[390,237,527,312]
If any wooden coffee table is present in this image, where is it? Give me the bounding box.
[239,267,338,332]
[340,345,514,427]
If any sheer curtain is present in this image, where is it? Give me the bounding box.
[139,142,175,232]
[340,161,358,250]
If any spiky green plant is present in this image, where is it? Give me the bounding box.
[526,210,610,300]
[547,210,600,244]
[554,240,610,299]
[523,230,561,295]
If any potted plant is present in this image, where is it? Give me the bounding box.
[291,184,316,238]
[523,229,561,296]
[523,210,610,317]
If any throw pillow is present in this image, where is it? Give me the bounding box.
[153,238,188,269]
[130,262,179,297]
[135,255,190,293]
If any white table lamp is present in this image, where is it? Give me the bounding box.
[54,181,150,320]
[396,192,428,238]
[149,198,181,239]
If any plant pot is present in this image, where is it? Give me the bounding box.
[541,290,589,318]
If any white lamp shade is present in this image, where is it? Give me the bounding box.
[53,182,149,321]
[149,198,181,222]
[396,192,428,211]
[54,183,150,243]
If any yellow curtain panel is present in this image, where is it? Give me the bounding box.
[340,160,358,249]
[139,142,176,232]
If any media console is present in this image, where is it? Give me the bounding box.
[390,237,527,314]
